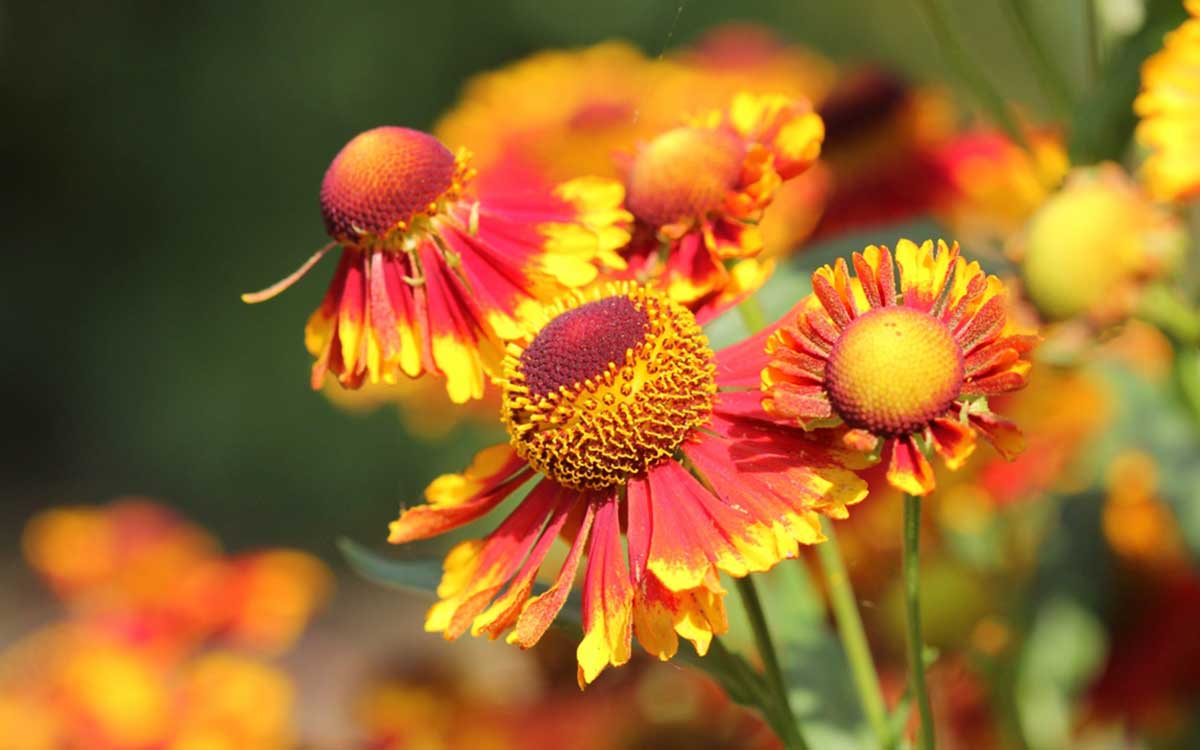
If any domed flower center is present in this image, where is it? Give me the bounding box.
[825,306,964,434]
[501,287,716,490]
[625,127,744,226]
[320,126,462,243]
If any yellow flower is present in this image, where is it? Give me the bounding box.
[1014,164,1185,324]
[1135,0,1200,202]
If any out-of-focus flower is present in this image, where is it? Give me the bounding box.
[1135,0,1200,202]
[171,653,295,750]
[968,366,1110,506]
[1088,572,1200,737]
[0,627,295,750]
[933,127,1069,248]
[1012,164,1185,326]
[1102,451,1185,570]
[763,239,1037,495]
[4,501,325,749]
[435,42,680,185]
[388,283,867,685]
[620,92,824,316]
[354,654,778,750]
[437,29,837,258]
[22,499,331,657]
[243,126,631,403]
[811,69,957,239]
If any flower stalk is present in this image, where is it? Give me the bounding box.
[904,493,936,750]
[815,521,894,749]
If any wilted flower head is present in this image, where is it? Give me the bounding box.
[243,126,630,402]
[763,239,1036,495]
[388,283,866,685]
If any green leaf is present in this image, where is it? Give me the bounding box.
[1068,0,1189,165]
[338,537,444,598]
[757,559,875,750]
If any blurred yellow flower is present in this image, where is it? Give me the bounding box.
[1014,164,1185,325]
[1135,0,1200,202]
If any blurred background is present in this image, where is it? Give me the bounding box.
[3,1,1198,748]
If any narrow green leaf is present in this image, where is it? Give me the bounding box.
[1068,0,1188,164]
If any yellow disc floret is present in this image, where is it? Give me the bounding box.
[500,285,717,490]
[825,306,964,434]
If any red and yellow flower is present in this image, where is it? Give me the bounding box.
[388,283,867,685]
[435,42,689,187]
[620,93,825,316]
[1135,0,1200,202]
[242,126,630,403]
[932,127,1068,248]
[762,239,1036,496]
[1012,163,1185,325]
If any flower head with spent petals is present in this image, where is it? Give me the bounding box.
[621,93,825,318]
[1135,0,1200,202]
[763,239,1037,496]
[388,283,867,685]
[242,126,631,403]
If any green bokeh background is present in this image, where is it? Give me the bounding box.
[0,0,1097,555]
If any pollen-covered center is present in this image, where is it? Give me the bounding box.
[825,306,964,435]
[320,126,459,243]
[501,288,717,490]
[625,127,744,226]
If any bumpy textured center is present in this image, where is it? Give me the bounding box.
[825,306,964,434]
[625,127,744,226]
[320,126,458,242]
[502,289,717,490]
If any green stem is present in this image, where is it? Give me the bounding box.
[999,0,1073,115]
[736,576,809,750]
[1084,0,1102,83]
[913,0,1030,153]
[738,294,768,333]
[815,521,894,749]
[904,494,935,750]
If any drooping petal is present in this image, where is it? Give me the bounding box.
[425,479,564,638]
[886,435,936,496]
[471,484,578,639]
[509,496,598,649]
[928,416,977,470]
[969,410,1025,460]
[576,494,634,686]
[388,444,530,544]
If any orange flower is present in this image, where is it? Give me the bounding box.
[763,239,1036,496]
[243,126,631,403]
[388,283,866,685]
[435,42,681,185]
[933,127,1068,247]
[620,93,824,317]
[1135,0,1200,202]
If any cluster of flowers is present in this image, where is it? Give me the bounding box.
[243,6,1200,741]
[0,499,330,749]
